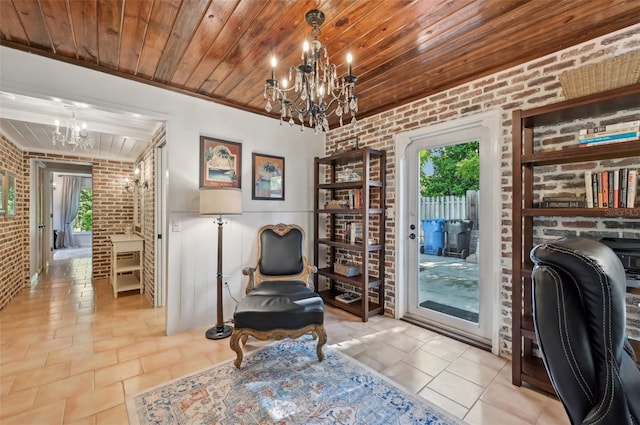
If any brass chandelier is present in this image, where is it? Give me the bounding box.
[264,9,358,133]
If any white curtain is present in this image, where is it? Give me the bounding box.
[60,176,82,248]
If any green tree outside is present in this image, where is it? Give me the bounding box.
[75,188,93,231]
[420,141,480,197]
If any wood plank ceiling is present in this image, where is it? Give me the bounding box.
[1,0,639,129]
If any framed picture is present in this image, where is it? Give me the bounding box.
[252,153,284,200]
[6,172,16,217]
[0,169,5,215]
[200,136,242,188]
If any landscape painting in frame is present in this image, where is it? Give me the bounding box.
[252,153,284,200]
[200,136,242,188]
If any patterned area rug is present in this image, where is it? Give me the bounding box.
[126,339,463,425]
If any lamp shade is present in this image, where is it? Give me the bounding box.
[199,188,243,215]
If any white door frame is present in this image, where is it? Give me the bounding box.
[154,133,168,307]
[394,110,501,353]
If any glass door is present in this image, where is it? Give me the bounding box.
[417,142,480,324]
[404,130,494,344]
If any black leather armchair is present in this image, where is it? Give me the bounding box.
[230,223,326,368]
[530,236,640,425]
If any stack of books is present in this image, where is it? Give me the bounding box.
[349,189,362,209]
[584,169,637,208]
[578,120,639,147]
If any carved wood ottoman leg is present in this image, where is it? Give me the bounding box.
[229,330,244,368]
[315,325,327,362]
[241,335,248,345]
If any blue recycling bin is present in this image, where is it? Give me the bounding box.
[421,218,445,255]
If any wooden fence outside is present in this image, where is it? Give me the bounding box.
[419,190,479,229]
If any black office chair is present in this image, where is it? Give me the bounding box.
[229,223,326,368]
[530,236,640,425]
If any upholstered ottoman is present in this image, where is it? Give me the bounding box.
[230,280,326,368]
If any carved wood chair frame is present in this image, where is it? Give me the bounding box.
[241,223,318,292]
[230,223,326,368]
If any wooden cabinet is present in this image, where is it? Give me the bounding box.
[313,147,386,322]
[110,234,144,299]
[511,83,640,393]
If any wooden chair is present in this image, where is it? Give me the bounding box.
[229,223,327,367]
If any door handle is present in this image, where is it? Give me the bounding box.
[409,233,416,239]
[38,224,45,229]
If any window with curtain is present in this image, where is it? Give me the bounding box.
[73,188,93,232]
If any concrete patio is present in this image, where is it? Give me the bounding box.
[419,253,480,321]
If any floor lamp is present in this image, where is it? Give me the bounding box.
[199,188,242,340]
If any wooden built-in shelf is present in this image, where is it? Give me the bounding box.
[318,289,384,317]
[317,181,384,190]
[520,83,640,127]
[521,266,640,296]
[316,208,385,215]
[314,147,386,322]
[523,208,640,217]
[316,238,383,252]
[511,83,640,394]
[317,267,383,289]
[521,140,640,166]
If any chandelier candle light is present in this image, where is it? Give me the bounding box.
[124,165,148,193]
[264,9,358,133]
[52,107,93,150]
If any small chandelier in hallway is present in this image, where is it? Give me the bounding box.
[52,107,93,150]
[264,9,358,134]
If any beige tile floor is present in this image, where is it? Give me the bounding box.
[0,255,570,424]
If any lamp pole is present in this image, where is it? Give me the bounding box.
[205,215,233,340]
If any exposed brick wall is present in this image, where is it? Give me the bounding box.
[326,24,640,356]
[90,159,136,280]
[0,135,27,309]
[137,124,163,306]
[2,132,157,309]
[21,152,135,282]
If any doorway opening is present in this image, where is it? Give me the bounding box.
[418,141,480,323]
[395,111,501,350]
[52,171,93,262]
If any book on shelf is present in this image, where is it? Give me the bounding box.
[620,168,628,208]
[608,171,615,208]
[349,189,362,209]
[579,127,639,140]
[350,223,363,244]
[344,222,351,242]
[584,168,638,208]
[578,131,640,146]
[591,173,598,208]
[628,170,638,208]
[584,171,594,208]
[596,173,603,208]
[335,292,361,304]
[579,120,640,136]
[601,170,609,208]
[613,169,619,209]
[540,197,587,208]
